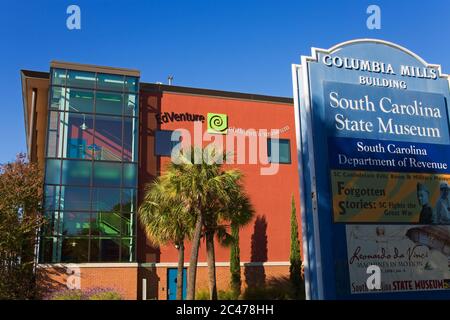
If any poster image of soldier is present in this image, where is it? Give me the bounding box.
[417,183,433,224]
[434,181,450,224]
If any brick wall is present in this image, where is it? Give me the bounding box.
[37,264,290,300]
[147,264,289,300]
[37,265,138,300]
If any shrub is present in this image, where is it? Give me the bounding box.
[89,291,122,300]
[196,289,238,300]
[85,288,122,300]
[50,289,83,300]
[48,287,123,300]
[218,290,236,300]
[242,276,305,300]
[290,196,303,299]
[195,289,209,300]
[243,286,291,300]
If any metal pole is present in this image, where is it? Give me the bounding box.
[142,278,147,300]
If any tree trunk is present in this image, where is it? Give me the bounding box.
[230,223,241,298]
[206,230,218,300]
[176,241,185,300]
[186,213,203,300]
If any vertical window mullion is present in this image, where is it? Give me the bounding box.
[89,74,97,262]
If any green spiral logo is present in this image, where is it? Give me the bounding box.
[207,113,228,134]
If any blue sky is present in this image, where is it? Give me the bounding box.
[0,0,449,163]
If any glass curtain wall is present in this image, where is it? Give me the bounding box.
[40,68,139,263]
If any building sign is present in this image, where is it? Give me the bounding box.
[207,113,228,134]
[292,39,450,299]
[155,112,229,136]
[155,112,205,124]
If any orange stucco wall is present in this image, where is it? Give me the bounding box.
[138,91,301,265]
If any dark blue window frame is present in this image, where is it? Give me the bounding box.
[267,138,291,164]
[155,130,182,156]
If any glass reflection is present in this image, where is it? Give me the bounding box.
[94,115,122,161]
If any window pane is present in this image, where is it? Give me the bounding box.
[123,163,137,188]
[59,212,91,236]
[123,94,137,116]
[93,162,121,186]
[123,117,137,161]
[125,76,138,93]
[47,111,63,157]
[121,213,134,237]
[155,130,181,156]
[92,212,121,236]
[121,189,136,213]
[60,186,91,211]
[279,140,291,163]
[61,238,89,262]
[52,69,66,86]
[42,211,58,236]
[44,185,60,211]
[121,238,135,262]
[95,91,123,115]
[66,70,96,89]
[90,238,99,262]
[67,89,94,113]
[92,188,121,212]
[39,237,56,263]
[267,139,291,164]
[64,112,94,159]
[97,73,124,92]
[61,160,92,186]
[50,87,66,110]
[45,159,61,185]
[94,115,122,161]
[99,238,120,262]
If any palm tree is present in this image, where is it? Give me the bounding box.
[138,176,194,300]
[141,147,253,300]
[205,188,254,300]
[166,147,245,300]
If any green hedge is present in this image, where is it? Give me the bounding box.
[48,288,123,300]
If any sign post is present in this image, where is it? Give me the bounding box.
[293,39,450,299]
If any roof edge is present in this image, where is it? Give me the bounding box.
[21,69,50,79]
[140,83,293,104]
[50,61,140,77]
[20,69,293,104]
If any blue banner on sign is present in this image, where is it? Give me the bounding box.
[324,82,450,145]
[328,137,450,174]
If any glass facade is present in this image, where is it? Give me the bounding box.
[40,68,139,263]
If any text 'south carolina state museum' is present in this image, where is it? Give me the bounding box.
[21,61,299,299]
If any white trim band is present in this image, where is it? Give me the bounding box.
[38,263,139,268]
[37,261,290,269]
[140,261,290,268]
